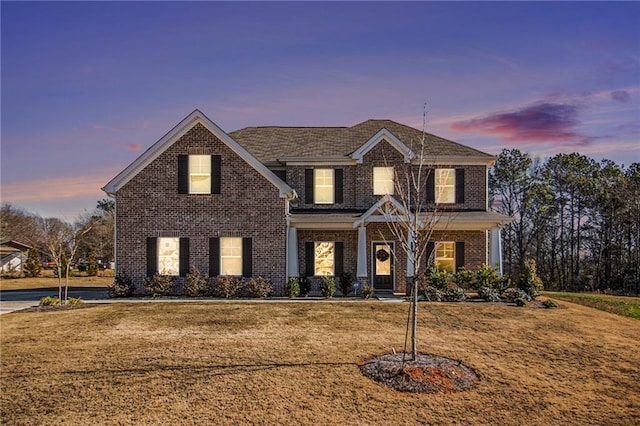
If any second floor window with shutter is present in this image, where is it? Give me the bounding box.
[373,166,394,195]
[435,168,455,204]
[314,169,334,204]
[189,155,211,194]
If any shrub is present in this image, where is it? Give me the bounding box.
[87,245,98,277]
[478,286,501,302]
[284,277,300,298]
[109,272,135,298]
[339,272,354,296]
[67,297,84,305]
[247,276,273,298]
[542,299,559,309]
[299,276,312,297]
[24,247,42,278]
[452,268,475,289]
[514,297,528,307]
[184,266,209,297]
[442,285,467,302]
[39,296,60,306]
[518,259,544,300]
[475,264,501,290]
[212,276,244,299]
[423,285,442,302]
[502,287,531,304]
[427,266,449,290]
[144,273,174,297]
[320,275,336,298]
[362,283,374,299]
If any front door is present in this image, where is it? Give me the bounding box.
[373,242,394,291]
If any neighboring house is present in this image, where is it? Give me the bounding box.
[103,109,511,295]
[0,240,31,273]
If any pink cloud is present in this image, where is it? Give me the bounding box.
[127,143,142,151]
[450,102,592,147]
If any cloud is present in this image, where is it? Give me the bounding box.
[127,143,142,151]
[611,90,631,103]
[450,102,592,146]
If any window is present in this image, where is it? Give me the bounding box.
[158,237,180,275]
[435,242,455,273]
[373,166,394,195]
[220,237,242,276]
[435,168,455,203]
[189,155,211,194]
[314,169,334,204]
[314,241,334,276]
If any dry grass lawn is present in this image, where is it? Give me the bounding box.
[1,300,639,425]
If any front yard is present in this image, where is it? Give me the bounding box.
[1,300,639,425]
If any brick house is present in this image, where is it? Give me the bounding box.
[103,109,510,295]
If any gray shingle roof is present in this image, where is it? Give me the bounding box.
[228,119,493,163]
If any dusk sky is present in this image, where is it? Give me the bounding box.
[2,1,639,219]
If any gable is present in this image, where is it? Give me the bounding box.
[102,110,295,198]
[351,128,414,164]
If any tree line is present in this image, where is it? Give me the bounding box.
[490,149,640,294]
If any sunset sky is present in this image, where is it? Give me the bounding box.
[2,1,639,219]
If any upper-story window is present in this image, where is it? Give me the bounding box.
[314,169,334,204]
[373,166,394,195]
[435,168,455,204]
[189,155,211,194]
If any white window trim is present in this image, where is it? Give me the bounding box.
[435,168,455,204]
[314,169,334,204]
[220,237,242,276]
[189,155,211,194]
[373,166,394,195]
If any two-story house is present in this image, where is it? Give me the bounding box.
[103,109,510,295]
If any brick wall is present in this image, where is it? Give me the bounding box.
[116,123,287,294]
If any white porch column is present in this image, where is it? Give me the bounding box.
[357,226,368,278]
[406,229,416,278]
[491,226,503,275]
[286,226,299,277]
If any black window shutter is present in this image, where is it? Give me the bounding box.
[334,169,344,204]
[455,242,465,272]
[305,241,314,276]
[179,238,190,277]
[273,170,286,183]
[209,238,220,277]
[455,169,465,204]
[146,237,157,277]
[426,169,435,203]
[212,155,222,194]
[178,155,189,194]
[242,237,253,278]
[334,242,344,276]
[305,169,314,204]
[426,241,435,268]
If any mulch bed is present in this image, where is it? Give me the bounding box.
[19,304,97,313]
[359,353,480,393]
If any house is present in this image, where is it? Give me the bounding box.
[103,109,510,295]
[1,240,32,273]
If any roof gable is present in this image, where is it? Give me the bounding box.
[102,110,295,198]
[350,128,414,164]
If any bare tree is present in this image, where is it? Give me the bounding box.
[377,108,449,360]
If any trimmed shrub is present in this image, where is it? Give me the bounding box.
[362,283,374,299]
[144,273,174,297]
[518,259,544,300]
[247,276,273,298]
[299,276,312,297]
[109,272,134,298]
[284,277,300,298]
[442,285,467,302]
[39,296,60,306]
[339,272,354,296]
[423,285,442,302]
[502,287,531,304]
[475,264,501,290]
[212,276,243,299]
[452,267,475,289]
[320,275,336,298]
[478,286,501,302]
[428,266,449,290]
[184,266,209,297]
[542,299,559,309]
[67,297,84,305]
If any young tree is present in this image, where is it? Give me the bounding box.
[23,246,42,277]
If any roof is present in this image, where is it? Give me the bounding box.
[102,110,295,198]
[229,119,495,164]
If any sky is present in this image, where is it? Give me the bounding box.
[1,1,639,219]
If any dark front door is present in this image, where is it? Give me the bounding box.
[373,242,394,291]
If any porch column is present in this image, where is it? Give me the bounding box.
[406,229,416,278]
[491,226,503,275]
[286,226,299,277]
[357,225,367,278]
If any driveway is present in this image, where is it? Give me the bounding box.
[0,287,110,314]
